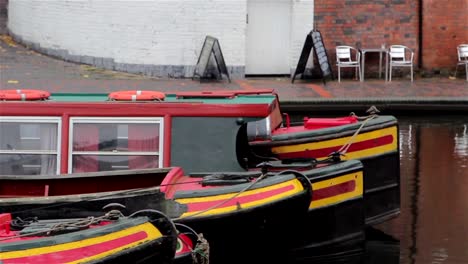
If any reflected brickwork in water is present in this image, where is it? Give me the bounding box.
[377,115,468,264]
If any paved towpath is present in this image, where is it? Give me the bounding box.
[1,35,467,112]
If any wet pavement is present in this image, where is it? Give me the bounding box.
[1,35,467,112]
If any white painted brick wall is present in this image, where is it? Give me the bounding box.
[291,0,315,70]
[8,0,314,76]
[8,0,247,66]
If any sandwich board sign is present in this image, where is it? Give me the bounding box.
[193,36,231,82]
[292,30,333,84]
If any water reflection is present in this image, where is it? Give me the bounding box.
[377,115,468,264]
[454,125,467,159]
[281,227,399,264]
[286,115,468,264]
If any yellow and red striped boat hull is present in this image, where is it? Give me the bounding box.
[249,115,400,226]
[0,217,176,264]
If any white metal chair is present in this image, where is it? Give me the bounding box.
[455,44,468,81]
[388,45,414,82]
[335,46,361,82]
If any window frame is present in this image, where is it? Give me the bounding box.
[68,117,164,173]
[0,116,62,175]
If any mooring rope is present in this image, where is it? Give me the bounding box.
[5,169,269,220]
[173,223,210,264]
[332,114,377,157]
[0,210,124,241]
[6,179,206,216]
[192,233,210,264]
[172,172,270,221]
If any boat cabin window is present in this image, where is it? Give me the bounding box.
[0,117,61,175]
[69,117,163,173]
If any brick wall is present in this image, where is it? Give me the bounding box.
[422,0,468,70]
[315,0,419,76]
[315,0,468,75]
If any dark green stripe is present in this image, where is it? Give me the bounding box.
[271,116,397,142]
[48,93,276,104]
[174,174,297,199]
[304,160,364,183]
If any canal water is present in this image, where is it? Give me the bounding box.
[375,114,468,264]
[291,114,468,264]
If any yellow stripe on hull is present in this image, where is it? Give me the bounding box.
[176,178,305,218]
[0,222,162,262]
[309,172,364,209]
[272,126,398,160]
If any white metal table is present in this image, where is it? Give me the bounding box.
[360,48,388,82]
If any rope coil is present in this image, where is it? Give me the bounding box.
[0,210,124,241]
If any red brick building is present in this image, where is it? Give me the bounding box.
[315,0,468,75]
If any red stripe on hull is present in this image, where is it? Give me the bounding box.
[313,180,356,201]
[185,184,295,212]
[3,231,148,263]
[277,135,394,159]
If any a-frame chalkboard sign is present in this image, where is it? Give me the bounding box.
[292,30,334,84]
[193,36,231,82]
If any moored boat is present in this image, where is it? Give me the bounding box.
[0,209,178,264]
[251,159,366,254]
[246,108,400,225]
[0,159,367,261]
[0,166,312,262]
[0,168,181,219]
[0,88,400,252]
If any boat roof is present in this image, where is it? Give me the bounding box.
[42,90,277,104]
[0,90,279,117]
